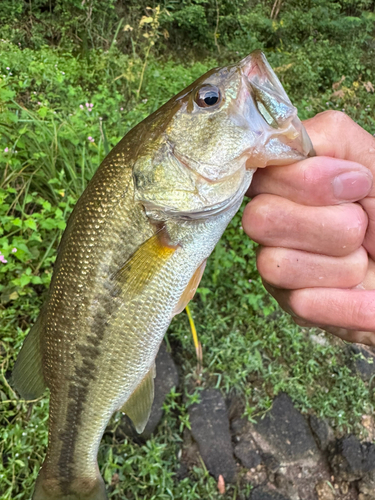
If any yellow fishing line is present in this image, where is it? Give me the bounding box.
[185,304,199,351]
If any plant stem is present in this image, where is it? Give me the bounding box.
[137,42,152,98]
[214,0,221,55]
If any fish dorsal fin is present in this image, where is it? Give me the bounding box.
[11,310,47,400]
[173,260,207,316]
[120,363,156,434]
[112,229,177,296]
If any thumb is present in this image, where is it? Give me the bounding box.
[304,111,375,192]
[305,112,375,259]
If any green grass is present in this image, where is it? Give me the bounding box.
[169,207,373,428]
[1,10,375,498]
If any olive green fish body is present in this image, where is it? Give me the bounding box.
[12,51,313,500]
[37,175,251,500]
[30,148,152,499]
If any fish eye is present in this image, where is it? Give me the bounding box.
[195,85,221,108]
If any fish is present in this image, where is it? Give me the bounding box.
[12,50,313,500]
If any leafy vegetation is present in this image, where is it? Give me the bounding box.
[1,0,375,498]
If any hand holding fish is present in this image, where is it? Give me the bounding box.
[243,110,375,345]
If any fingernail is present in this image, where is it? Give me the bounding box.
[333,171,373,200]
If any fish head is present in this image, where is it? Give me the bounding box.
[133,51,313,220]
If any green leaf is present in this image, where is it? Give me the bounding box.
[20,274,31,287]
[25,218,37,230]
[40,218,58,230]
[37,106,48,118]
[12,218,22,227]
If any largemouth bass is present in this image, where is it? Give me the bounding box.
[12,51,313,500]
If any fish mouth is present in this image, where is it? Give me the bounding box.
[238,50,315,167]
[239,50,290,97]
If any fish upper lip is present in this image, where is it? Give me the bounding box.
[237,54,314,163]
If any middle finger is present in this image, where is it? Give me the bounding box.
[243,194,368,257]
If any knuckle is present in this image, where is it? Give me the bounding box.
[353,331,375,346]
[300,159,321,187]
[352,247,369,280]
[256,247,283,286]
[287,289,312,320]
[339,204,368,251]
[321,110,352,130]
[242,196,272,240]
[349,296,375,329]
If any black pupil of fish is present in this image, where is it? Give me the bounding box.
[203,92,218,105]
[196,87,220,107]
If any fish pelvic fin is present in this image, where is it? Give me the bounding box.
[33,471,107,500]
[173,259,207,316]
[119,363,156,434]
[11,308,47,400]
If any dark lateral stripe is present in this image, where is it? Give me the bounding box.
[57,290,119,492]
[77,343,101,358]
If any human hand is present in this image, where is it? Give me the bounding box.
[243,111,375,345]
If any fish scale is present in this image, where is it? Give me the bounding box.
[12,51,313,500]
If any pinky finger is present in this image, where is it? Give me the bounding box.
[294,318,375,346]
[263,282,375,345]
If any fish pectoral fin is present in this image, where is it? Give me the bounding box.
[11,309,47,400]
[173,260,207,316]
[120,363,156,434]
[112,229,178,296]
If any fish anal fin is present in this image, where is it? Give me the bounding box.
[173,260,207,316]
[113,229,177,296]
[11,310,47,400]
[119,363,156,434]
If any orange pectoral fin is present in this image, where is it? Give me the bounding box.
[173,260,207,316]
[113,228,177,296]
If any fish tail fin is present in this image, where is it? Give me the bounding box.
[12,309,47,400]
[33,469,107,500]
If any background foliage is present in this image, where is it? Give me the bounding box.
[1,0,375,498]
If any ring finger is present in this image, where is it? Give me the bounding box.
[257,246,368,289]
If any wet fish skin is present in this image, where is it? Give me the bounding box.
[12,51,313,500]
